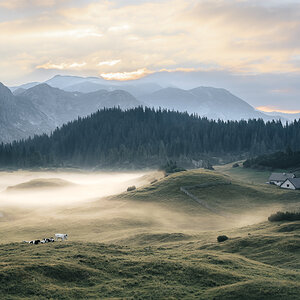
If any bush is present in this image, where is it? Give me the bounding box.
[232,163,239,168]
[203,161,214,170]
[127,186,136,192]
[217,235,228,243]
[268,211,300,222]
[160,161,186,175]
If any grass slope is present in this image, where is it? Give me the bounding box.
[6,178,75,191]
[0,221,300,299]
[1,168,300,299]
[113,169,300,222]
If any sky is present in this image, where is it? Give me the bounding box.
[0,0,299,112]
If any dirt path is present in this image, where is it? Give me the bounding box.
[180,182,231,215]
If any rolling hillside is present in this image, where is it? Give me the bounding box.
[1,168,299,242]
[1,221,300,300]
[0,168,300,299]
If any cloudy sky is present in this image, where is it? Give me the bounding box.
[0,0,300,112]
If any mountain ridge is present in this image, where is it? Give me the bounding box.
[139,86,272,121]
[0,82,143,143]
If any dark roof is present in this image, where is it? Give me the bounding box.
[286,178,300,189]
[269,173,295,182]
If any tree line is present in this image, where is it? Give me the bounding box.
[0,107,300,168]
[243,147,300,170]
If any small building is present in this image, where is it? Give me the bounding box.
[268,173,295,186]
[280,178,300,190]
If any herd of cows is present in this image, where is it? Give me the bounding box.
[23,233,68,245]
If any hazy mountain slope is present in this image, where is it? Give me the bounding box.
[190,87,267,120]
[10,81,40,92]
[63,81,159,97]
[1,82,143,143]
[12,87,26,95]
[19,83,83,126]
[64,81,112,93]
[10,75,276,121]
[0,83,52,143]
[11,75,161,98]
[79,89,143,113]
[140,87,200,111]
[140,86,272,121]
[45,75,108,89]
[20,84,143,124]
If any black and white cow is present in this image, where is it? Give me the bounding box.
[23,240,40,244]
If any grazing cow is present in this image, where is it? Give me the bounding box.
[23,240,40,244]
[42,237,55,243]
[55,233,68,241]
[24,237,55,244]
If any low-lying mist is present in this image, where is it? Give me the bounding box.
[0,170,150,207]
[0,169,297,244]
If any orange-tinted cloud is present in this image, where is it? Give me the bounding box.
[37,62,87,70]
[257,106,300,114]
[100,68,153,81]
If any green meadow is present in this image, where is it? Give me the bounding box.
[0,166,299,299]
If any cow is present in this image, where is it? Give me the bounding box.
[40,237,54,243]
[23,240,40,244]
[55,233,68,241]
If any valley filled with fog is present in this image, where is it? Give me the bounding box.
[0,170,155,207]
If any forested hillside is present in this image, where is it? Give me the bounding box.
[0,107,300,168]
[243,149,300,170]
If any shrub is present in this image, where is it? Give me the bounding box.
[127,186,136,192]
[160,161,186,175]
[268,211,300,222]
[217,235,228,243]
[232,163,239,168]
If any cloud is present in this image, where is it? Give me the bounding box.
[37,61,87,70]
[98,60,121,66]
[256,106,300,114]
[2,0,300,77]
[0,0,57,9]
[101,68,153,80]
[108,25,131,32]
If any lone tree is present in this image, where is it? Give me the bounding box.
[160,160,186,175]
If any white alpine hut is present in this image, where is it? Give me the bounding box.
[280,178,300,190]
[268,173,295,186]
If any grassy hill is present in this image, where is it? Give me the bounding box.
[0,168,300,299]
[0,221,299,299]
[6,178,75,191]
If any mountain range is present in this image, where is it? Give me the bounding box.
[0,74,295,143]
[139,86,269,120]
[0,82,141,143]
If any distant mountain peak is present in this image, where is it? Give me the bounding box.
[0,82,14,96]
